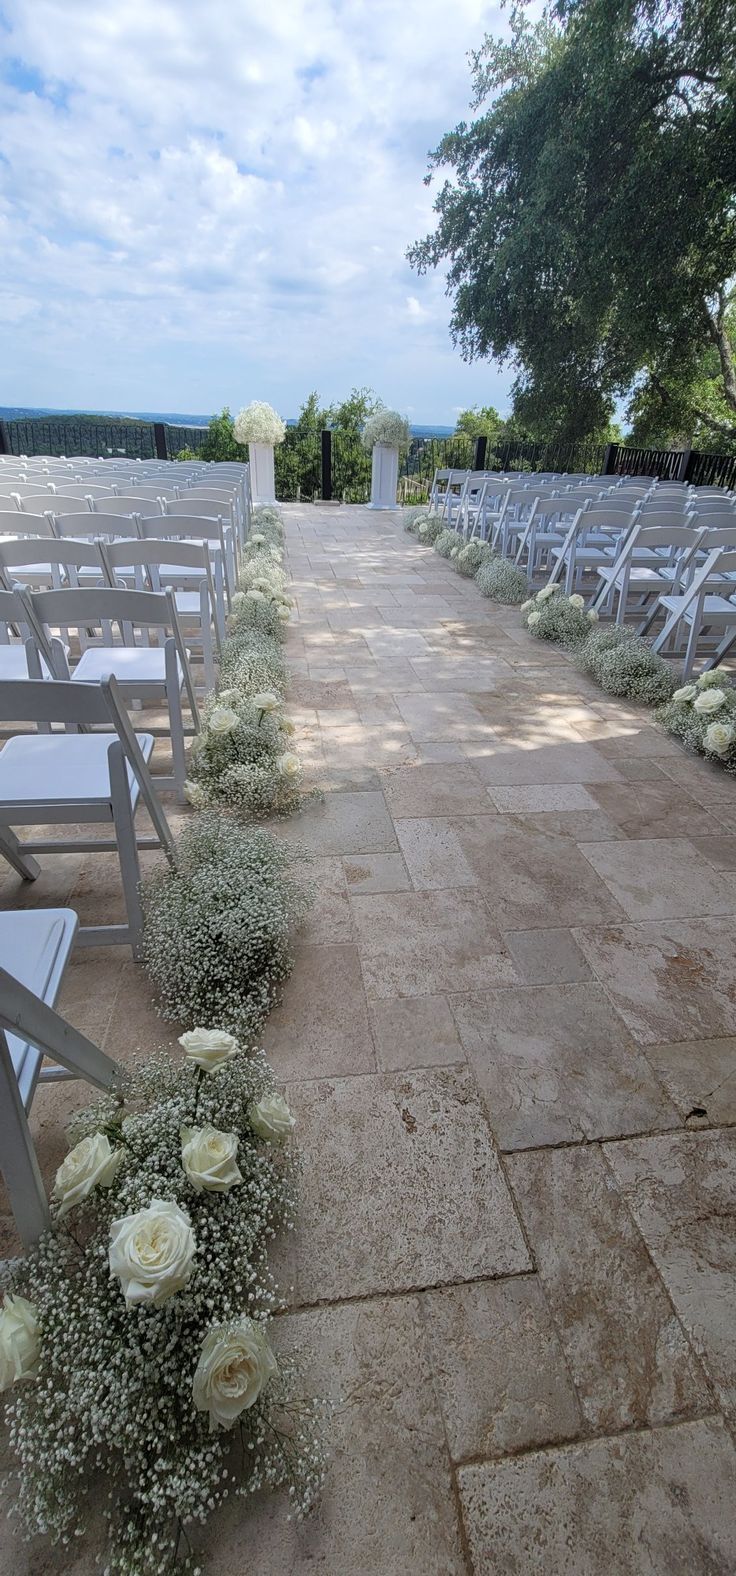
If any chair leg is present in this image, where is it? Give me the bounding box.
[167,678,188,802]
[200,584,215,691]
[0,824,41,881]
[108,744,144,958]
[0,1031,50,1247]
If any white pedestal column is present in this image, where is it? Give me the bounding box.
[368,443,399,509]
[248,442,276,504]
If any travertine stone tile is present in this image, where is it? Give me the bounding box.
[689,833,736,871]
[504,927,593,985]
[421,1277,581,1461]
[462,739,622,784]
[262,943,375,1082]
[487,782,601,813]
[380,762,494,818]
[506,1145,709,1430]
[342,852,411,893]
[605,1129,736,1420]
[458,1418,736,1576]
[452,817,625,930]
[275,789,397,854]
[589,779,722,839]
[573,918,736,1043]
[645,1038,736,1125]
[452,983,678,1148]
[298,855,355,943]
[286,1068,531,1301]
[579,837,736,920]
[352,887,518,999]
[394,817,477,890]
[369,994,464,1071]
[394,691,491,741]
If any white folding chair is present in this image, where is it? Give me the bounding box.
[547,506,634,593]
[0,587,49,685]
[0,536,107,592]
[139,512,235,606]
[0,674,175,953]
[162,497,239,579]
[651,546,736,675]
[100,538,222,692]
[590,523,704,621]
[82,495,163,517]
[0,910,125,1245]
[22,585,200,799]
[0,510,56,540]
[19,495,92,516]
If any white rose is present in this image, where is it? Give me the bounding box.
[587,608,599,621]
[450,547,459,558]
[276,606,290,622]
[693,688,726,714]
[192,1318,277,1431]
[520,598,534,613]
[418,523,429,536]
[109,1199,196,1308]
[180,1126,242,1194]
[183,779,207,808]
[252,691,280,714]
[277,751,301,780]
[673,684,698,703]
[231,591,246,606]
[527,610,542,627]
[249,533,266,545]
[0,1296,40,1391]
[53,1132,123,1219]
[536,584,558,602]
[704,721,735,756]
[249,1092,295,1144]
[217,688,240,705]
[281,717,295,736]
[568,593,585,609]
[208,705,238,735]
[178,1027,240,1072]
[697,671,724,688]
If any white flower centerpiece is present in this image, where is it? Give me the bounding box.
[361,408,410,510]
[233,402,286,505]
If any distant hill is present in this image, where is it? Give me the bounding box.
[0,406,455,438]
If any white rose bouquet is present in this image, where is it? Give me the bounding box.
[233,402,286,446]
[657,670,736,771]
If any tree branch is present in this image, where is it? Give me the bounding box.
[649,372,736,443]
[705,294,736,413]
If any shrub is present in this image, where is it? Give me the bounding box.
[141,811,313,1044]
[578,625,678,704]
[475,555,528,604]
[523,587,593,647]
[233,402,286,446]
[434,528,459,558]
[238,551,287,596]
[454,538,493,578]
[656,672,736,770]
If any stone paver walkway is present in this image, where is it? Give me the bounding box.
[2,503,736,1573]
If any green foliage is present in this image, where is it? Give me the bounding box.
[475,555,528,604]
[577,625,678,704]
[454,405,504,440]
[199,407,242,462]
[174,447,198,461]
[628,311,736,451]
[409,1,736,443]
[141,811,313,1044]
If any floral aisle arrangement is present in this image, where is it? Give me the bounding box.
[362,409,409,509]
[453,539,493,578]
[141,809,313,1044]
[186,690,306,820]
[521,584,596,646]
[233,403,286,448]
[657,670,736,768]
[434,527,459,559]
[475,554,528,604]
[577,624,678,704]
[1,1039,325,1576]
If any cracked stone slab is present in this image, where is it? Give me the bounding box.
[506,1145,709,1431]
[209,1299,467,1576]
[450,982,679,1149]
[458,1418,736,1576]
[572,918,736,1044]
[285,1067,531,1303]
[644,1038,736,1125]
[604,1129,736,1422]
[421,1276,581,1461]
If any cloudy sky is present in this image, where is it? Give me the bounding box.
[0,0,514,423]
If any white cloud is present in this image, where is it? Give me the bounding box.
[0,0,514,420]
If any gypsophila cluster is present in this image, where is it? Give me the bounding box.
[453,538,493,578]
[186,691,313,821]
[361,409,410,450]
[577,624,678,704]
[656,670,736,770]
[523,586,594,647]
[2,1043,326,1576]
[233,403,286,447]
[475,554,529,604]
[433,527,459,558]
[141,811,314,1044]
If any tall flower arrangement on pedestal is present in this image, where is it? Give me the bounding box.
[361,408,410,509]
[233,403,286,504]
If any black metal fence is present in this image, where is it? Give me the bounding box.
[0,415,208,461]
[602,442,736,489]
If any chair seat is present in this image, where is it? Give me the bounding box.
[0,731,154,808]
[0,908,77,1107]
[659,593,736,624]
[597,566,677,589]
[71,646,185,687]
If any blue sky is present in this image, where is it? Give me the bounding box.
[0,0,514,423]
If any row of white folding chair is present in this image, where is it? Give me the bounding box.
[2,584,199,799]
[649,546,736,676]
[590,524,705,622]
[0,535,223,692]
[0,667,176,960]
[0,907,125,1246]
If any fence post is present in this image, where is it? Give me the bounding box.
[153,422,168,460]
[473,435,488,471]
[601,443,617,475]
[677,446,692,483]
[321,429,332,501]
[0,421,9,456]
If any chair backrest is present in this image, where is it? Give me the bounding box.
[692,524,736,550]
[0,483,51,498]
[27,583,180,638]
[86,495,162,516]
[138,514,224,543]
[101,538,215,597]
[164,496,234,523]
[23,496,91,515]
[101,485,179,502]
[576,506,636,530]
[0,538,105,589]
[0,510,56,538]
[692,510,736,530]
[53,512,142,540]
[52,484,119,498]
